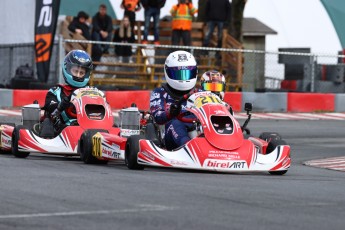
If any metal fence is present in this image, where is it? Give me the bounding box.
[2,39,345,94]
[0,42,60,88]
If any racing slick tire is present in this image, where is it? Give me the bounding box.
[267,139,288,175]
[125,135,145,170]
[266,139,287,154]
[78,129,109,164]
[259,132,282,142]
[269,170,288,175]
[12,125,30,158]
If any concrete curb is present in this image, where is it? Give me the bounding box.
[0,89,13,108]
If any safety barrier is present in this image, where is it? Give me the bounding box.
[1,89,344,112]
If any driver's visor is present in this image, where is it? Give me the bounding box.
[201,82,225,92]
[165,66,197,81]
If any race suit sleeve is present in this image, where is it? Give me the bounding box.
[188,3,197,15]
[150,88,169,125]
[43,88,59,114]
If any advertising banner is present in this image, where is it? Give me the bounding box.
[34,0,60,82]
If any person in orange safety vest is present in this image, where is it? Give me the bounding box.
[170,0,197,46]
[121,0,141,27]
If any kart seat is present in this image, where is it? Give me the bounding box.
[145,123,162,147]
[35,118,55,138]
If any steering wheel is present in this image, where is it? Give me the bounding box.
[175,92,198,123]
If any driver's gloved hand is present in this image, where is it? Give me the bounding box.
[169,103,181,118]
[57,96,70,112]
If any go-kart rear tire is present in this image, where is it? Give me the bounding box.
[266,139,287,154]
[12,125,30,158]
[267,138,288,175]
[78,129,108,164]
[269,170,288,175]
[125,135,145,170]
[259,132,282,142]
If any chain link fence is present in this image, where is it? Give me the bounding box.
[2,39,345,94]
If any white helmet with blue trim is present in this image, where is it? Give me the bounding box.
[164,50,198,91]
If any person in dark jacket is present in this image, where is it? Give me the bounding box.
[113,16,135,62]
[141,0,166,44]
[91,4,113,55]
[68,11,91,40]
[203,0,232,48]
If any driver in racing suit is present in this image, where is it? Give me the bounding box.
[150,50,202,150]
[40,49,93,137]
[200,70,233,115]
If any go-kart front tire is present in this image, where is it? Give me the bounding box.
[78,129,108,164]
[125,135,145,170]
[12,125,30,158]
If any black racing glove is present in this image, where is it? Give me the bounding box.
[57,96,70,112]
[169,103,181,118]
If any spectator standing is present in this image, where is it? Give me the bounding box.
[170,0,197,46]
[113,16,135,63]
[121,0,141,28]
[203,0,232,48]
[141,0,166,45]
[91,4,113,55]
[68,11,91,40]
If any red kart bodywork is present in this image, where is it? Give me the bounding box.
[128,92,291,174]
[0,125,13,152]
[0,88,127,161]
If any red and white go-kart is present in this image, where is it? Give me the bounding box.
[125,91,291,175]
[0,87,142,164]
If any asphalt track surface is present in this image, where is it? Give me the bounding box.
[1,119,345,230]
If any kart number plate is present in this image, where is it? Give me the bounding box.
[194,96,222,108]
